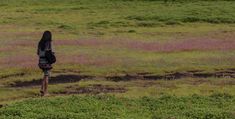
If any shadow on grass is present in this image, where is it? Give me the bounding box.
[10,74,93,87]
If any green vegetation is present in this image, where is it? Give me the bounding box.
[0,0,235,76]
[0,76,234,105]
[0,0,234,118]
[1,94,234,119]
[0,0,235,39]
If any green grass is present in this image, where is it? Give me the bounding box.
[0,0,235,74]
[0,0,235,117]
[0,94,234,119]
[0,0,235,39]
[0,77,234,103]
[0,0,234,100]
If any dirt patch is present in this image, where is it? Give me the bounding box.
[106,69,235,81]
[9,69,235,87]
[106,74,136,82]
[53,84,127,95]
[214,70,235,78]
[10,74,93,87]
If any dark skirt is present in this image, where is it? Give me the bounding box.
[38,63,52,70]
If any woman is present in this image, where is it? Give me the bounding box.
[37,31,53,96]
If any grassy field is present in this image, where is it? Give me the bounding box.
[1,94,234,119]
[0,0,235,118]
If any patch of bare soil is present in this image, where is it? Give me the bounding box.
[106,69,235,81]
[53,84,127,95]
[10,74,93,87]
[8,69,235,88]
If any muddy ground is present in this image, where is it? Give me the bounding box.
[106,68,235,81]
[7,68,235,87]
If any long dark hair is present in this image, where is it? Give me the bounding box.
[38,31,52,51]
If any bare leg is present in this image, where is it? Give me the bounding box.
[43,69,50,96]
[41,80,43,92]
[44,76,49,95]
[40,76,46,96]
[40,69,50,96]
